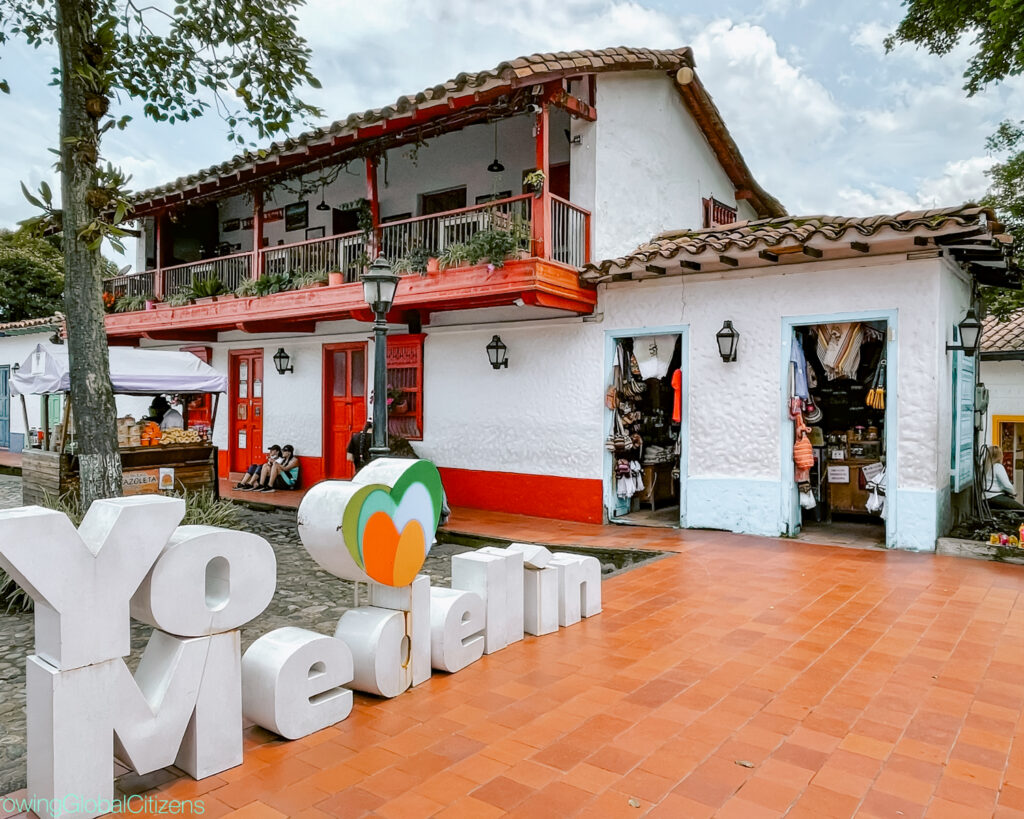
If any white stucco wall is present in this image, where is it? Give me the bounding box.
[138,112,572,264]
[573,72,742,263]
[982,359,1024,433]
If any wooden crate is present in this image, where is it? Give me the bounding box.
[21,450,78,506]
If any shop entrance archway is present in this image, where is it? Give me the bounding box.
[781,310,897,547]
[603,326,688,528]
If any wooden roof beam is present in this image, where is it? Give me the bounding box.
[758,250,778,263]
[850,241,870,253]
[719,255,739,267]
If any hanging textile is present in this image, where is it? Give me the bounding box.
[815,323,864,381]
[632,335,677,380]
[789,333,810,401]
[671,370,682,423]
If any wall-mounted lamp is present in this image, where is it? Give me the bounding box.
[12,362,19,373]
[486,335,508,369]
[946,308,982,357]
[716,320,739,363]
[272,347,294,375]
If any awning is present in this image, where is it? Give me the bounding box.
[11,345,228,396]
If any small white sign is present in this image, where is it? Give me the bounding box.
[827,465,850,484]
[158,467,175,491]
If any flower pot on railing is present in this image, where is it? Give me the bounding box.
[328,271,345,286]
[426,257,439,274]
[145,300,157,311]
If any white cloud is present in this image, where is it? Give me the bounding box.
[850,21,891,55]
[834,155,994,214]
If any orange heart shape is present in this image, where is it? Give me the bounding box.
[362,511,427,586]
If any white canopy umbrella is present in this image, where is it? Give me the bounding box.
[11,345,227,396]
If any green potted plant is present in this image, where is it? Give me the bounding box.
[165,289,193,307]
[235,277,259,297]
[387,384,408,413]
[188,276,227,302]
[291,270,328,289]
[524,169,545,195]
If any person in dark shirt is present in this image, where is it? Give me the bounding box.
[346,421,373,473]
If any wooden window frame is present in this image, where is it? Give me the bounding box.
[386,333,426,441]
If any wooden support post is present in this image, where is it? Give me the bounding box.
[252,188,264,280]
[41,395,50,452]
[365,155,381,260]
[210,393,220,437]
[20,394,29,450]
[153,212,165,298]
[532,103,551,259]
[56,394,72,453]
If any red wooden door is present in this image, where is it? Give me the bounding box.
[324,343,367,479]
[229,349,264,473]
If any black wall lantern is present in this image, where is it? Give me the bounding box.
[716,320,739,362]
[486,335,508,369]
[272,347,294,375]
[946,307,983,357]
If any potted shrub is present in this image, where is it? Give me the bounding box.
[235,277,259,298]
[189,276,227,302]
[165,290,193,307]
[387,385,408,413]
[292,270,328,289]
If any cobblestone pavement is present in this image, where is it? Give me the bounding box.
[0,477,474,794]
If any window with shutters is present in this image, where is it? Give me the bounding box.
[386,334,425,441]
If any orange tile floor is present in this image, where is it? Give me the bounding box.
[8,518,1024,818]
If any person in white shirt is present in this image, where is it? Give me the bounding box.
[983,446,1024,511]
[150,395,184,431]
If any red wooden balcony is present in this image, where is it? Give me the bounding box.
[104,194,595,342]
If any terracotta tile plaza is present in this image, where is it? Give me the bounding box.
[7,507,1024,817]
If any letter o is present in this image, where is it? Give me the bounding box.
[131,525,276,636]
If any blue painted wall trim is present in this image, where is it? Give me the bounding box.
[604,325,689,526]
[8,433,24,454]
[781,309,901,547]
[686,477,783,536]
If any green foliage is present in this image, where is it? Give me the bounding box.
[175,488,242,529]
[253,271,294,295]
[188,276,227,299]
[234,277,260,297]
[981,119,1024,320]
[437,221,530,271]
[393,246,436,275]
[165,289,193,307]
[114,293,150,312]
[0,230,64,321]
[290,270,327,288]
[884,0,1024,95]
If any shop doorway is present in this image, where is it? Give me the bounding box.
[0,366,9,449]
[783,315,895,547]
[228,349,264,474]
[992,417,1024,502]
[605,331,684,528]
[324,343,367,480]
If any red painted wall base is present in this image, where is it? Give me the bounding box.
[218,451,603,524]
[438,467,604,524]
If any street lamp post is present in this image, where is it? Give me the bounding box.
[361,256,400,460]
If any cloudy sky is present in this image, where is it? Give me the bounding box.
[1,0,1021,254]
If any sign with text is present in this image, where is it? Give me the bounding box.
[0,461,602,819]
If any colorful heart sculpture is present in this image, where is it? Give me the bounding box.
[297,458,445,587]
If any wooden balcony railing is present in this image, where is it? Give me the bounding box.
[162,252,252,296]
[379,194,533,266]
[261,231,365,282]
[550,195,590,269]
[104,270,156,299]
[104,193,591,309]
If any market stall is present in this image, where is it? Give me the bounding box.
[11,345,227,503]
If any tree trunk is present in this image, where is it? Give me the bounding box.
[56,0,122,507]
